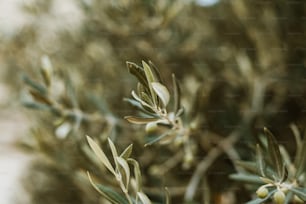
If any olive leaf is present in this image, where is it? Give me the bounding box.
[260,177,274,184]
[142,60,157,105]
[137,192,152,204]
[148,60,162,82]
[229,173,264,184]
[131,90,154,110]
[137,83,150,102]
[144,130,174,146]
[95,184,129,204]
[29,89,52,105]
[108,138,119,171]
[126,61,149,88]
[124,116,159,124]
[280,165,288,183]
[140,91,154,106]
[164,187,171,204]
[128,158,143,192]
[256,144,266,177]
[22,101,51,111]
[87,172,128,204]
[284,191,294,204]
[87,136,116,175]
[120,144,133,159]
[123,98,157,116]
[235,161,258,174]
[172,74,181,113]
[40,55,53,87]
[295,130,306,177]
[264,127,283,179]
[290,187,306,201]
[151,82,170,108]
[116,156,131,191]
[22,74,47,95]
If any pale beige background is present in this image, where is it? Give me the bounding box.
[0,1,81,203]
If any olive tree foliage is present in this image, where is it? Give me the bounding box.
[2,0,306,203]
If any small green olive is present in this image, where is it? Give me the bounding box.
[273,190,285,204]
[256,186,269,198]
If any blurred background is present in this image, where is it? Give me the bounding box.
[1,0,306,203]
[0,1,82,203]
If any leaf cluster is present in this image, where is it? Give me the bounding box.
[231,127,306,203]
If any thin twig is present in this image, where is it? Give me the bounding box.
[184,128,242,201]
[184,77,266,201]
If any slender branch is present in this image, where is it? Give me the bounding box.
[151,150,184,176]
[184,77,266,201]
[184,128,242,201]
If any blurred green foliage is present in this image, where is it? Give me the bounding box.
[2,0,306,203]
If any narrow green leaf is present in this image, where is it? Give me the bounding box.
[131,90,154,110]
[137,83,150,100]
[124,116,159,124]
[175,107,184,117]
[229,173,264,184]
[40,55,53,87]
[124,98,144,108]
[295,131,306,177]
[264,127,283,179]
[172,74,181,113]
[96,184,129,204]
[87,172,122,204]
[126,61,148,87]
[140,92,154,106]
[290,187,306,201]
[29,90,52,105]
[279,146,292,168]
[120,144,133,159]
[22,101,51,111]
[127,158,142,192]
[284,191,294,204]
[234,161,258,174]
[280,165,288,183]
[116,157,131,190]
[164,187,171,204]
[148,60,162,82]
[137,192,152,204]
[144,130,173,147]
[256,144,266,177]
[290,124,302,157]
[87,136,116,175]
[22,74,47,95]
[123,98,156,116]
[156,120,173,128]
[108,138,119,170]
[151,82,170,107]
[260,177,275,184]
[142,60,157,105]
